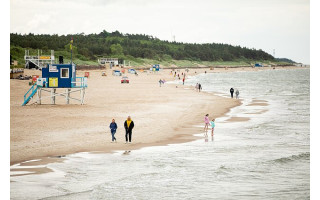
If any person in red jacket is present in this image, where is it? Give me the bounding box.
[124,116,135,144]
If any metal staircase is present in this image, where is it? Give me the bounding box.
[22,83,38,106]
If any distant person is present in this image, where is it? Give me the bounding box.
[205,71,207,74]
[235,89,239,99]
[182,78,185,85]
[230,88,234,98]
[109,119,117,143]
[195,83,199,91]
[199,83,202,92]
[124,116,135,144]
[159,79,162,87]
[204,114,209,136]
[210,118,215,137]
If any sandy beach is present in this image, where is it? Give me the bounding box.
[10,66,301,165]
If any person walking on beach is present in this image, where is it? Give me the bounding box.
[195,83,199,91]
[204,114,210,136]
[199,83,202,92]
[124,116,134,143]
[159,79,163,87]
[109,119,117,143]
[210,118,215,137]
[235,89,239,99]
[182,78,185,85]
[230,88,234,98]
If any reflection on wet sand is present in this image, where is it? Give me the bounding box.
[123,150,131,155]
[204,135,214,142]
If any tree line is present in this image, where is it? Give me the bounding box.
[10,30,274,62]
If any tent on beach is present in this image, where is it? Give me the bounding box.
[112,70,122,76]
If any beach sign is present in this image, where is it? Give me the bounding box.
[49,77,58,87]
[49,65,58,72]
[39,56,51,60]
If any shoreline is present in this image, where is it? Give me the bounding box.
[10,66,303,166]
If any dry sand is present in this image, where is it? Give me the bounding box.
[10,65,302,165]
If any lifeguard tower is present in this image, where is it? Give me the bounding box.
[22,63,88,106]
[24,49,55,69]
[98,58,119,69]
[22,37,88,106]
[150,64,160,72]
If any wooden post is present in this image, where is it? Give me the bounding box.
[37,88,41,105]
[81,88,85,105]
[66,89,70,104]
[51,88,56,104]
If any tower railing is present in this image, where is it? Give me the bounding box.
[71,77,88,88]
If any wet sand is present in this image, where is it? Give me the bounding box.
[247,99,269,106]
[226,116,251,122]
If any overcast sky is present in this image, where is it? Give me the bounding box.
[10,0,310,64]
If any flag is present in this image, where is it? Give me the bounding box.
[70,37,73,50]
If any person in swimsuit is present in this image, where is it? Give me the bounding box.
[204,114,209,136]
[210,119,215,137]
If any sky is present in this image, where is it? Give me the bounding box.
[10,0,310,64]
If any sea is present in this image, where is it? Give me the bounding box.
[10,68,310,200]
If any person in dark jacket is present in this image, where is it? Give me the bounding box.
[109,119,117,142]
[230,88,234,98]
[124,116,134,143]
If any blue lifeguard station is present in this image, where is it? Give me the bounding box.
[41,64,76,88]
[151,64,160,72]
[22,63,88,106]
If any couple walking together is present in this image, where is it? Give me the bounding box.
[230,88,240,99]
[109,116,135,143]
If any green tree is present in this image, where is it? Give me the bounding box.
[110,43,123,56]
[64,43,78,54]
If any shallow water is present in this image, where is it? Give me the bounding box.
[11,68,310,200]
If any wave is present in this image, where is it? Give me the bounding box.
[270,152,310,164]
